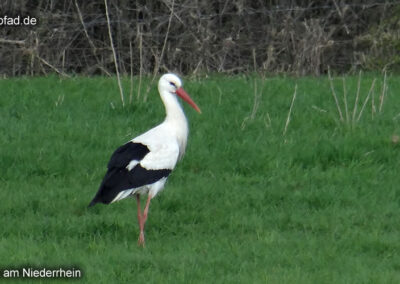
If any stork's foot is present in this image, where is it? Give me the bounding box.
[138,231,145,247]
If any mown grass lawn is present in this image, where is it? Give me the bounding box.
[0,74,399,283]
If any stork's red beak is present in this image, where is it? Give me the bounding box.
[176,87,201,113]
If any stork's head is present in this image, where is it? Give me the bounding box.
[158,73,201,113]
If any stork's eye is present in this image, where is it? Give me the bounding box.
[169,82,177,88]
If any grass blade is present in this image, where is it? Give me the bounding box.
[342,77,349,123]
[379,70,387,113]
[328,69,344,122]
[352,71,362,124]
[357,79,376,122]
[283,84,297,136]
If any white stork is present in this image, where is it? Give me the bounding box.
[88,73,201,246]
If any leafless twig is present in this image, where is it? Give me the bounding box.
[104,0,125,107]
[144,0,175,101]
[0,38,25,45]
[75,1,97,53]
[137,25,144,101]
[36,54,70,77]
[129,41,134,104]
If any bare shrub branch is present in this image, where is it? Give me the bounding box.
[0,2,399,76]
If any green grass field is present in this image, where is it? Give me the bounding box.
[0,74,399,283]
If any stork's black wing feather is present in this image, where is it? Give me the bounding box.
[107,142,149,169]
[88,142,171,207]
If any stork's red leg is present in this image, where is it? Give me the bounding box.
[137,194,152,247]
[136,195,145,246]
[143,194,152,224]
[137,194,152,246]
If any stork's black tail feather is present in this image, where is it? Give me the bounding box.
[88,199,98,208]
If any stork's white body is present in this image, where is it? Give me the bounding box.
[113,118,188,201]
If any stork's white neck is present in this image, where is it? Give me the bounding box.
[160,90,189,159]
